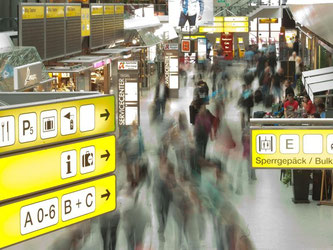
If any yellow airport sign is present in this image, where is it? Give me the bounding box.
[214,16,224,22]
[259,18,278,23]
[199,26,224,33]
[183,35,206,39]
[22,6,45,20]
[115,5,124,14]
[91,5,103,15]
[252,129,333,168]
[104,5,114,15]
[0,175,116,249]
[66,6,81,17]
[224,16,248,22]
[81,8,90,37]
[0,95,115,155]
[46,6,65,18]
[0,135,115,202]
[224,27,249,33]
[224,21,248,27]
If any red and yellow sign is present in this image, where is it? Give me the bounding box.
[181,40,191,53]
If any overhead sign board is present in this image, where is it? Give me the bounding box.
[115,5,124,14]
[224,16,248,22]
[14,62,43,90]
[0,95,115,155]
[224,21,248,27]
[0,135,115,202]
[118,61,138,70]
[224,27,249,33]
[252,129,333,169]
[91,5,103,15]
[199,26,224,33]
[0,175,116,249]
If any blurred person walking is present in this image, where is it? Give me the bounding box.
[154,75,169,119]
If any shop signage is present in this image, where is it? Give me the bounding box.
[118,78,139,126]
[93,60,105,68]
[81,8,90,37]
[251,129,333,169]
[164,43,179,51]
[181,40,191,53]
[14,62,43,91]
[0,95,115,155]
[22,6,44,20]
[118,61,138,70]
[66,6,81,17]
[0,175,116,249]
[0,136,115,202]
[259,18,278,24]
[91,6,103,16]
[115,5,124,14]
[224,16,248,22]
[46,6,65,18]
[104,5,114,15]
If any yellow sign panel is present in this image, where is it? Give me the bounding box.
[0,135,115,202]
[104,5,114,15]
[0,95,115,155]
[183,35,206,39]
[115,5,124,14]
[81,8,90,37]
[224,27,249,33]
[214,16,224,22]
[199,26,224,33]
[252,129,333,169]
[22,6,44,20]
[66,6,81,17]
[91,6,103,15]
[259,18,278,23]
[0,175,116,249]
[46,6,65,18]
[224,21,248,27]
[224,16,248,22]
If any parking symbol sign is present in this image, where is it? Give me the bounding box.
[256,134,276,154]
[19,113,37,143]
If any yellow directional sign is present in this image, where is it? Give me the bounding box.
[252,129,333,168]
[0,175,116,249]
[0,95,115,155]
[0,135,115,202]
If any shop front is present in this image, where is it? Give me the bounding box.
[57,55,111,93]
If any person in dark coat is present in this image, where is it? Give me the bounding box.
[154,74,170,118]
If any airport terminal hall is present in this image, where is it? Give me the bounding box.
[1,0,333,249]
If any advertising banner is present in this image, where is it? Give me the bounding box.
[181,40,191,53]
[197,38,207,63]
[168,0,213,30]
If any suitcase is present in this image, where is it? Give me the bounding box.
[264,94,273,108]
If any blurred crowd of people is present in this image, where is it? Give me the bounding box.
[49,36,328,250]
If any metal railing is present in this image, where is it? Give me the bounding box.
[250,118,333,126]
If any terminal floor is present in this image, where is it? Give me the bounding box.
[6,63,333,250]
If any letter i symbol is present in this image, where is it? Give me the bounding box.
[66,155,72,174]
